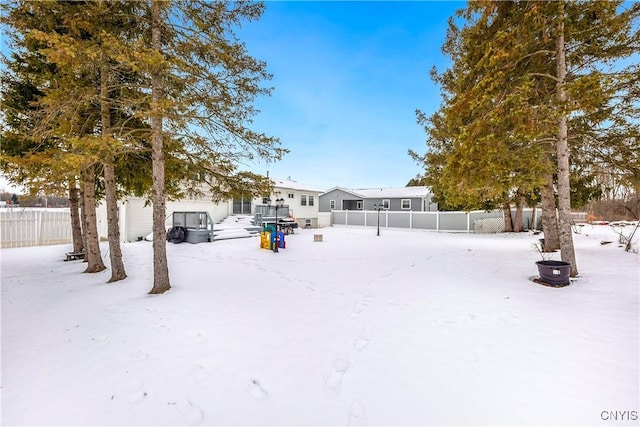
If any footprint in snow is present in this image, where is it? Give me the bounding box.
[189,332,207,344]
[348,400,368,426]
[350,302,365,319]
[123,379,147,404]
[92,334,110,347]
[129,348,149,361]
[155,321,171,331]
[324,358,350,398]
[248,378,268,400]
[353,330,372,351]
[188,363,213,382]
[176,399,205,425]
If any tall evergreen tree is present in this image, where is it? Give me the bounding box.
[148,0,170,294]
[414,0,639,276]
[3,1,282,289]
[138,0,284,294]
[554,0,576,274]
[2,1,101,271]
[1,0,132,276]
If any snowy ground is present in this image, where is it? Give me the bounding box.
[1,223,639,426]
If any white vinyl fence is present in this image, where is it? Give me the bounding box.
[318,212,331,228]
[0,209,73,248]
[329,208,541,233]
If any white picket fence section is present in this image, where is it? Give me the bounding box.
[0,209,73,248]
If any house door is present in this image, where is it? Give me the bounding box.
[232,197,251,214]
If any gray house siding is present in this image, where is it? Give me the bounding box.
[361,197,425,211]
[319,189,358,212]
[319,188,436,212]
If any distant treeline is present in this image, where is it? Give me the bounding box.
[0,192,70,208]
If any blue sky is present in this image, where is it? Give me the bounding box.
[237,1,464,190]
[0,1,465,194]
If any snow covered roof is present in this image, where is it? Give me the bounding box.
[271,178,324,193]
[355,186,431,198]
[322,186,431,199]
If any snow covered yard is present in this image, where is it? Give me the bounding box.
[1,225,638,426]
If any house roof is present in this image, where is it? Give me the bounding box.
[271,178,324,193]
[321,186,431,199]
[356,186,431,198]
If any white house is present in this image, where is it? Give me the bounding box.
[254,178,324,229]
[97,188,233,242]
[97,177,324,241]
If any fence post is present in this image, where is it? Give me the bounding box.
[467,212,471,233]
[409,211,412,229]
[38,211,45,245]
[345,210,348,227]
[364,210,367,227]
[385,210,389,228]
[34,211,41,246]
[436,211,440,232]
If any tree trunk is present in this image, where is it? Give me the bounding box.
[83,165,106,273]
[503,202,513,232]
[104,158,126,282]
[530,201,537,231]
[513,194,524,232]
[540,174,560,251]
[148,0,171,294]
[555,2,578,277]
[69,178,84,253]
[79,178,88,258]
[101,64,127,283]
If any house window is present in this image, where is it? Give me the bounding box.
[357,201,363,210]
[401,199,411,210]
[301,195,307,206]
[305,219,312,228]
[308,195,314,206]
[382,199,390,209]
[262,197,270,204]
[288,193,294,199]
[330,200,336,210]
